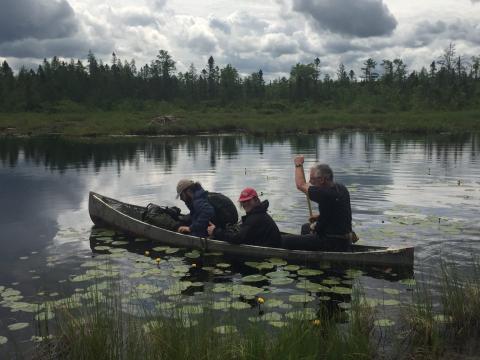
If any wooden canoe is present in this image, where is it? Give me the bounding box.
[88,192,414,267]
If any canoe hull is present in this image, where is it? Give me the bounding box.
[88,192,414,267]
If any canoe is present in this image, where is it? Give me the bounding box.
[88,192,414,267]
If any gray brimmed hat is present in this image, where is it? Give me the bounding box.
[176,179,194,198]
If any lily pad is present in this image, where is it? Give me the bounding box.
[270,277,294,286]
[269,321,287,328]
[216,263,231,269]
[268,258,287,266]
[383,288,401,295]
[8,322,29,331]
[330,287,352,295]
[179,305,204,315]
[242,274,268,283]
[94,246,111,251]
[322,279,341,285]
[111,240,129,246]
[289,294,315,303]
[285,308,317,320]
[244,261,274,270]
[185,250,201,259]
[152,246,171,252]
[266,270,290,278]
[284,265,300,272]
[399,279,416,286]
[374,319,395,327]
[381,299,401,306]
[297,269,324,276]
[318,296,331,301]
[231,301,251,310]
[213,325,238,334]
[165,248,180,254]
[0,336,7,345]
[264,299,285,308]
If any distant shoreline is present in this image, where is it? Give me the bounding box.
[1,109,479,137]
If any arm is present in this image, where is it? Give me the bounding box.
[213,223,252,244]
[294,155,311,194]
[189,198,215,235]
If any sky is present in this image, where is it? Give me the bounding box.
[0,0,479,79]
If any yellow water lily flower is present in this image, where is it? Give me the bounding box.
[313,319,321,326]
[155,258,161,263]
[257,297,265,304]
[144,251,150,256]
[192,263,197,268]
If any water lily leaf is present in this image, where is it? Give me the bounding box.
[231,285,263,297]
[242,274,268,283]
[179,305,204,315]
[204,252,223,256]
[35,310,55,321]
[318,296,331,301]
[289,294,315,303]
[330,287,352,295]
[8,322,29,331]
[285,308,317,320]
[185,250,201,259]
[165,248,180,254]
[0,336,7,345]
[152,246,171,252]
[269,321,287,328]
[216,263,231,269]
[3,289,21,297]
[245,261,274,270]
[381,299,400,306]
[266,270,290,278]
[213,325,237,334]
[94,246,111,251]
[136,284,162,294]
[270,277,294,286]
[383,288,401,295]
[338,302,351,310]
[284,265,300,272]
[263,299,284,308]
[344,269,364,279]
[296,281,330,293]
[111,240,129,246]
[297,269,324,276]
[399,279,416,286]
[268,258,287,266]
[374,319,395,327]
[261,312,283,321]
[231,301,251,310]
[129,272,145,279]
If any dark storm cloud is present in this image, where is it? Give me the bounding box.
[0,37,114,59]
[0,0,79,43]
[292,0,397,38]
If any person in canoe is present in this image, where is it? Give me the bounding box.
[176,179,238,237]
[281,156,356,251]
[207,187,282,247]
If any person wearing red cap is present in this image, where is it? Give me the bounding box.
[207,187,281,247]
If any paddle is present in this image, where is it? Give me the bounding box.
[299,163,313,219]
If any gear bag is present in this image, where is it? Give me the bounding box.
[207,192,238,228]
[142,203,181,231]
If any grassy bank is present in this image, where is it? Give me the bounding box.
[1,106,479,137]
[27,260,480,360]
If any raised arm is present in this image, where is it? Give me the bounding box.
[294,155,310,195]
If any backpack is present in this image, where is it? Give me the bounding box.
[142,203,182,231]
[207,192,238,228]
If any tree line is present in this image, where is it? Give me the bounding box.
[1,44,479,112]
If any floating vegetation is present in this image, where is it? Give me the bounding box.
[289,294,315,303]
[383,288,401,295]
[0,336,7,345]
[330,287,353,295]
[284,265,301,272]
[374,319,395,327]
[399,279,416,286]
[185,250,201,259]
[213,325,238,334]
[270,277,294,286]
[152,246,171,252]
[297,269,324,277]
[8,322,29,331]
[244,261,274,270]
[268,258,288,266]
[285,308,317,320]
[111,240,129,246]
[296,280,330,293]
[216,263,231,269]
[266,270,290,278]
[241,274,267,283]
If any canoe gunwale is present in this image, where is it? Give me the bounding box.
[88,192,414,267]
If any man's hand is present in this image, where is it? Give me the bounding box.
[294,155,305,167]
[177,226,191,234]
[309,214,320,223]
[207,223,216,236]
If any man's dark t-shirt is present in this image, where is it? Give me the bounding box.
[308,183,352,236]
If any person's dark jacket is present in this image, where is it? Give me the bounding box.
[212,200,281,247]
[186,187,215,237]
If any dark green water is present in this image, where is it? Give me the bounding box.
[0,133,479,355]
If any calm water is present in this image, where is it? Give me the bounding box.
[1,133,479,354]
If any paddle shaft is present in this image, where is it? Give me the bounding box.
[299,165,313,218]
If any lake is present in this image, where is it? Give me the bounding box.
[0,132,479,355]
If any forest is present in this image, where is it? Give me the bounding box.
[0,44,479,113]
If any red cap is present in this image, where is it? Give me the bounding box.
[238,187,258,202]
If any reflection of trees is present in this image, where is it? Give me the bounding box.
[0,133,477,174]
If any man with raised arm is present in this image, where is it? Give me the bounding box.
[281,155,355,251]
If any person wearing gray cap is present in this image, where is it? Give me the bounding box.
[176,179,215,237]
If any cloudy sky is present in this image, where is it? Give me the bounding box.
[1,0,479,78]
